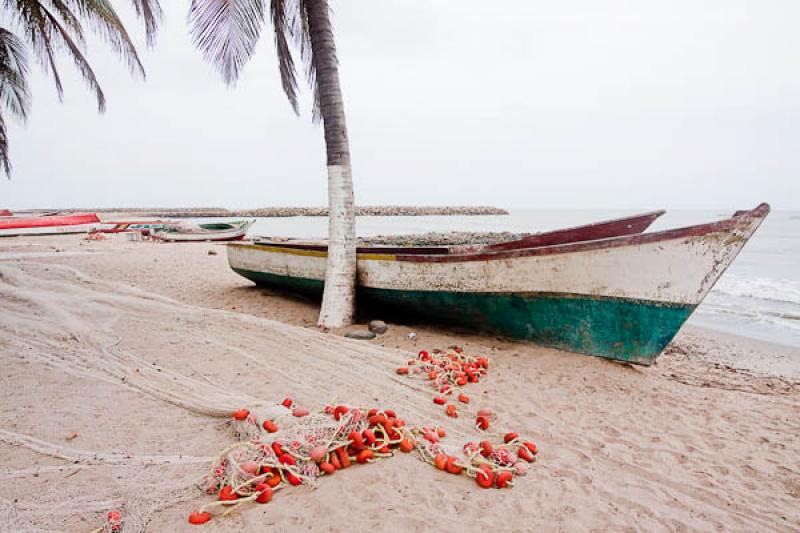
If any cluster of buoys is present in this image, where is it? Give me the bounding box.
[397,348,489,419]
[187,347,538,526]
[400,347,538,489]
[414,426,538,488]
[189,402,418,525]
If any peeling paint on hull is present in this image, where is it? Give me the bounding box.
[232,267,692,364]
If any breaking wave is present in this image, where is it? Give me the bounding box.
[695,275,800,345]
[711,276,800,306]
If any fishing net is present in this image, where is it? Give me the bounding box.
[0,429,211,467]
[0,427,207,532]
[190,390,539,526]
[0,262,541,530]
[0,263,271,417]
[4,480,200,533]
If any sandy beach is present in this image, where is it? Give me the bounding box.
[1,234,798,532]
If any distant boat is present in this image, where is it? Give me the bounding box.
[0,213,101,237]
[0,210,62,218]
[228,204,770,365]
[151,220,255,242]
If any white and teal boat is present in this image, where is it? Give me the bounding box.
[227,205,769,365]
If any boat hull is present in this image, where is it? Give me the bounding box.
[0,213,101,237]
[0,223,102,237]
[151,220,254,242]
[229,266,694,364]
[227,204,769,364]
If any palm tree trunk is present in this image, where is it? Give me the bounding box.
[305,0,356,328]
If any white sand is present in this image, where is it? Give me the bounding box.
[0,235,798,532]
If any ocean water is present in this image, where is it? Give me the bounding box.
[237,208,800,349]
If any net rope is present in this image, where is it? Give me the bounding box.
[0,261,498,530]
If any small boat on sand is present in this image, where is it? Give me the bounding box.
[228,204,770,365]
[0,213,102,237]
[151,220,255,242]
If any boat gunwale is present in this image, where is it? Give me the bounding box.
[230,203,769,263]
[247,209,668,257]
[397,203,769,263]
[476,209,666,252]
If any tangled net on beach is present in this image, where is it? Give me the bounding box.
[189,400,539,525]
[189,347,538,526]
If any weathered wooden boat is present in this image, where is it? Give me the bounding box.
[227,204,769,365]
[253,209,666,255]
[151,220,255,242]
[0,213,102,237]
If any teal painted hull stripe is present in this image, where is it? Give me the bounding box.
[232,268,695,365]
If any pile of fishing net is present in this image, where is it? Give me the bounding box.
[188,347,539,526]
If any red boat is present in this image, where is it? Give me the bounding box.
[0,213,102,237]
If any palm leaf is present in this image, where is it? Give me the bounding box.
[0,27,31,122]
[39,0,86,45]
[189,0,267,85]
[0,27,30,174]
[270,0,298,113]
[0,112,11,175]
[39,2,107,111]
[292,0,319,120]
[0,0,160,176]
[129,0,162,46]
[58,0,147,77]
[6,0,66,98]
[188,0,322,116]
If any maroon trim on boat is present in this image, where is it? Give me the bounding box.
[0,213,100,230]
[475,210,665,252]
[394,203,770,263]
[254,241,452,255]
[254,210,666,256]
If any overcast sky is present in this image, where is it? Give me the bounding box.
[2,1,798,210]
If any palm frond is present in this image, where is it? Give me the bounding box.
[128,0,162,46]
[0,111,11,176]
[58,0,147,77]
[4,0,106,110]
[188,0,327,118]
[0,28,31,122]
[293,0,322,121]
[0,0,159,176]
[6,0,64,98]
[40,0,86,46]
[270,0,298,113]
[189,0,267,85]
[40,2,106,111]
